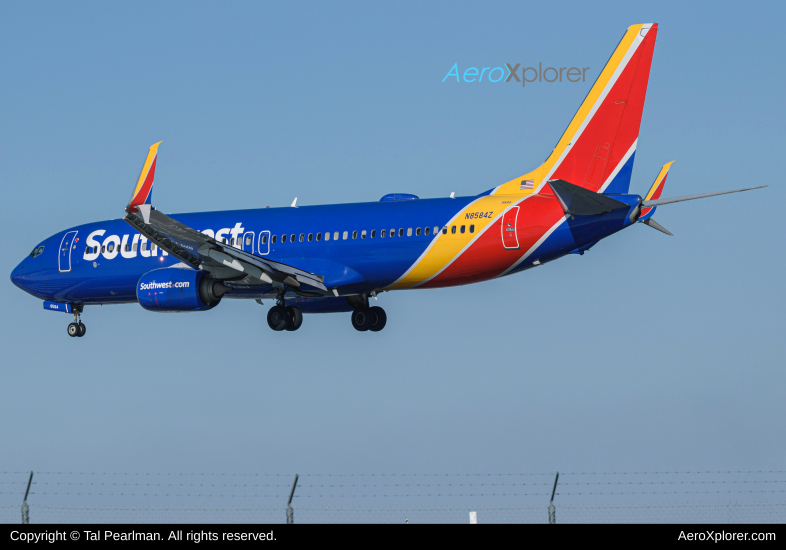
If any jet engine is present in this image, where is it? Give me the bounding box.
[137,267,228,312]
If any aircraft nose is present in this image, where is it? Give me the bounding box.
[10,261,28,291]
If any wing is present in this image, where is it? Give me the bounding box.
[122,143,326,293]
[124,209,326,292]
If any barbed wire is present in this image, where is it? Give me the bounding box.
[3,471,784,477]
[4,489,786,498]
[2,479,785,488]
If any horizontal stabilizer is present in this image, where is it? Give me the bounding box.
[642,218,674,236]
[549,179,629,217]
[643,186,766,207]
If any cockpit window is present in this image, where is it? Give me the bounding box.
[29,246,44,258]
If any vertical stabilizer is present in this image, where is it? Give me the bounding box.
[493,24,658,196]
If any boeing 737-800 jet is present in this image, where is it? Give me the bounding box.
[10,23,763,336]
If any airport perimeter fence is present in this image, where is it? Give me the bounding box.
[1,471,785,524]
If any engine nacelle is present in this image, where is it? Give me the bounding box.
[137,267,228,312]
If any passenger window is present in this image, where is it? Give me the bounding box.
[246,236,252,245]
[316,232,322,241]
[124,244,130,252]
[334,231,339,240]
[291,234,296,243]
[425,226,430,236]
[371,229,376,238]
[282,234,287,243]
[230,238,234,246]
[299,234,304,242]
[398,228,404,237]
[434,226,440,235]
[308,233,313,242]
[416,227,421,236]
[406,228,412,236]
[352,230,357,239]
[361,230,367,239]
[391,228,396,237]
[108,244,114,252]
[469,224,475,233]
[132,243,138,251]
[342,231,348,240]
[381,229,387,238]
[101,245,106,253]
[442,226,447,234]
[272,235,277,244]
[460,225,465,234]
[325,232,330,241]
[451,226,456,234]
[141,242,147,251]
[262,235,268,245]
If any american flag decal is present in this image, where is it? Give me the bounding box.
[520,180,534,190]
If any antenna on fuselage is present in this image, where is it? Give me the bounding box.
[290,197,298,208]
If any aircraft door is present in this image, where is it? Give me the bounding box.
[58,231,78,272]
[501,206,520,250]
[258,230,270,255]
[241,231,255,254]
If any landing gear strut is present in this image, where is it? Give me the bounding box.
[67,306,86,338]
[350,295,387,332]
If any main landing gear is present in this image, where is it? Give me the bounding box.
[67,307,86,338]
[267,291,303,332]
[349,295,387,332]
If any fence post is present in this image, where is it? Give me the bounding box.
[21,471,33,524]
[548,472,559,524]
[286,474,299,524]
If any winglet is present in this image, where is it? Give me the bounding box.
[126,142,162,214]
[638,160,674,222]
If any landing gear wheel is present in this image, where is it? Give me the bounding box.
[67,323,80,337]
[351,308,373,331]
[284,306,303,331]
[77,323,86,337]
[267,306,288,331]
[368,306,387,332]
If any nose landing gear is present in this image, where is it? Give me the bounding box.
[67,307,86,337]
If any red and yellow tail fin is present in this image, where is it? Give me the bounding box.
[639,160,674,221]
[126,142,162,213]
[494,23,658,197]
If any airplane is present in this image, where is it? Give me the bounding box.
[10,23,764,337]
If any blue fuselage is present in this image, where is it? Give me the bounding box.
[10,193,641,307]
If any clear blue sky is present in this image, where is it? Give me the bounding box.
[1,0,784,509]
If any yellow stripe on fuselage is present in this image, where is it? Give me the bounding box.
[385,24,647,290]
[386,194,522,289]
[492,25,643,197]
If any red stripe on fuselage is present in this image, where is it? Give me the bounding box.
[422,28,658,288]
[421,195,565,288]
